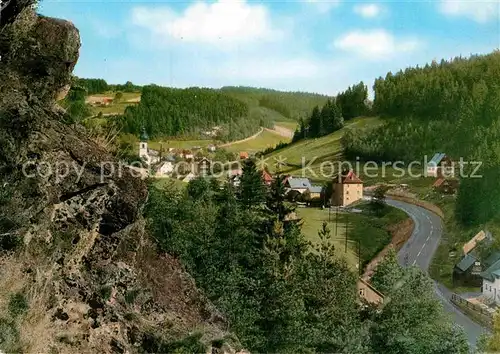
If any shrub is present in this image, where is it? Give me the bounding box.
[0,318,20,353]
[8,293,28,318]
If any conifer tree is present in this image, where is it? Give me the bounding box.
[238,159,267,207]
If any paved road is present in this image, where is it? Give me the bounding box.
[386,199,489,349]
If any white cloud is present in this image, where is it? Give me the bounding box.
[305,0,341,14]
[439,0,499,23]
[131,0,282,48]
[334,29,420,60]
[353,4,381,18]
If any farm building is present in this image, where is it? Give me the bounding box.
[453,254,483,287]
[284,176,312,194]
[426,153,455,178]
[433,177,459,194]
[331,170,363,207]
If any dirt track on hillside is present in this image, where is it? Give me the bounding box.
[219,127,264,147]
[267,125,294,139]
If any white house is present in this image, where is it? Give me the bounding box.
[207,144,216,153]
[228,169,243,187]
[182,172,197,183]
[156,161,174,177]
[480,257,500,304]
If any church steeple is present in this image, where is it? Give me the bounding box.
[140,126,149,142]
[139,126,149,162]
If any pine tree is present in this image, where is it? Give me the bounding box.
[266,174,295,222]
[309,106,321,137]
[314,222,336,266]
[238,159,267,207]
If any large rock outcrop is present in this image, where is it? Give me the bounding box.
[0,3,239,353]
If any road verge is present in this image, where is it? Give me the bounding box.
[386,193,445,219]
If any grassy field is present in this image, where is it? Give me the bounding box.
[296,207,357,267]
[88,92,141,101]
[265,117,384,183]
[225,129,291,154]
[297,202,407,271]
[87,92,141,116]
[148,139,220,151]
[274,121,298,131]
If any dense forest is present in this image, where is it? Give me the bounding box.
[74,77,109,95]
[342,51,500,226]
[293,82,368,140]
[221,86,331,120]
[122,85,263,141]
[74,77,142,95]
[146,161,469,353]
[109,80,142,93]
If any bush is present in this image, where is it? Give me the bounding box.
[8,293,28,318]
[0,318,20,353]
[0,233,21,252]
[140,332,206,354]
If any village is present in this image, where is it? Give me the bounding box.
[136,129,500,311]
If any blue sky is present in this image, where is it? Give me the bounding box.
[40,0,499,95]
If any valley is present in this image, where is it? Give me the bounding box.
[2,1,500,351]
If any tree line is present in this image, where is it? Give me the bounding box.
[221,86,331,120]
[74,77,142,95]
[342,51,500,226]
[146,159,469,353]
[74,77,109,95]
[292,82,368,141]
[121,85,267,141]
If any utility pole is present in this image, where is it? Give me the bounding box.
[335,206,339,238]
[344,212,349,253]
[358,239,361,276]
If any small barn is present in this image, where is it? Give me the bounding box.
[453,254,483,287]
[433,177,459,194]
[302,186,324,206]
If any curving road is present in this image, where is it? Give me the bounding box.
[386,199,489,348]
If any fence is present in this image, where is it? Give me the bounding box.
[450,293,494,328]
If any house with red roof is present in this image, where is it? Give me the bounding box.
[331,169,363,207]
[262,168,273,186]
[433,177,458,194]
[239,151,249,160]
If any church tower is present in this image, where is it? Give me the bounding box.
[139,127,149,162]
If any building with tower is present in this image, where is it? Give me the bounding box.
[139,128,159,166]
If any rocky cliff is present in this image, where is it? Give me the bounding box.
[0,3,238,353]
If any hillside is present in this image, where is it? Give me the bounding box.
[344,52,500,226]
[220,86,331,120]
[0,5,239,354]
[265,117,383,182]
[122,86,252,139]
